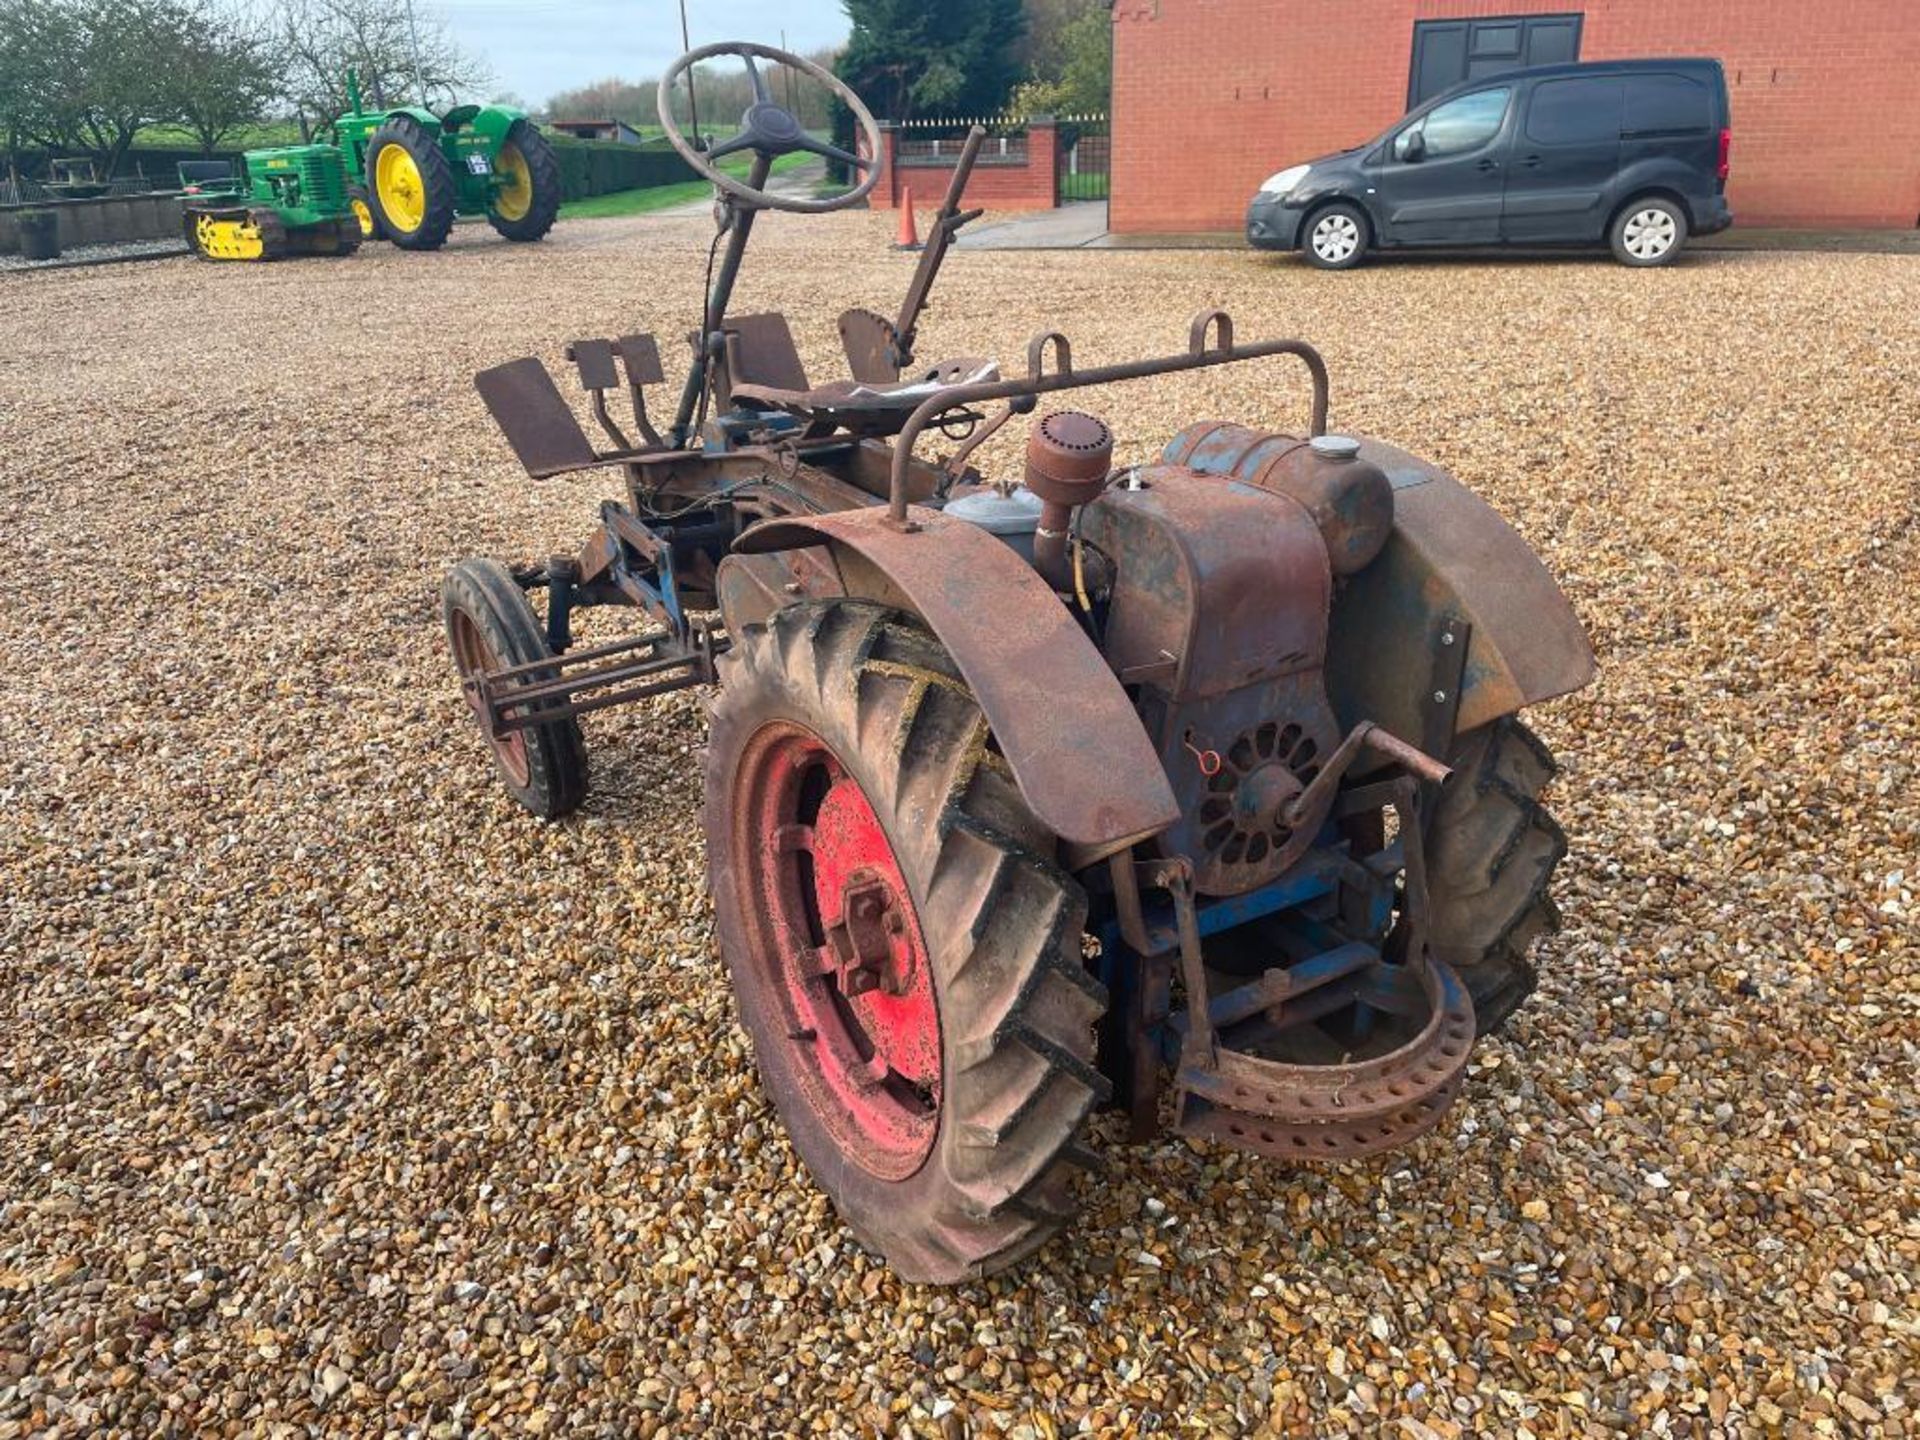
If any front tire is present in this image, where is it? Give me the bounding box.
[1425,718,1568,1033]
[367,116,457,251]
[1609,197,1687,266]
[348,182,384,241]
[442,558,587,819]
[705,602,1107,1282]
[1302,202,1369,270]
[486,119,561,242]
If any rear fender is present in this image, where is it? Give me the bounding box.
[453,105,523,150]
[1327,437,1595,746]
[383,106,442,136]
[728,506,1179,856]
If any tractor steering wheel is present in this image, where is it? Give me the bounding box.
[657,41,881,215]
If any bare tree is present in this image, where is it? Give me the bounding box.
[272,0,489,138]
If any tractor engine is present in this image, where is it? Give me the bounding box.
[1028,412,1396,896]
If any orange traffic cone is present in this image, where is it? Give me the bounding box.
[895,186,923,251]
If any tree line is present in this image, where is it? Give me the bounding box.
[0,0,489,179]
[547,0,1111,139]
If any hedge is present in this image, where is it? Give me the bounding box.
[10,130,694,202]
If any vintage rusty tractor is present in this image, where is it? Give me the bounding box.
[443,41,1595,1281]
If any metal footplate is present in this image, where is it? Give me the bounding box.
[1152,849,1477,1162]
[1172,950,1475,1160]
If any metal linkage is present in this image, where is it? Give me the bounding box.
[1106,771,1476,1162]
[468,626,720,736]
[885,309,1331,524]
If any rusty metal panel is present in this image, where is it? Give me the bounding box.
[475,358,599,479]
[737,506,1179,851]
[723,312,810,391]
[1079,467,1330,698]
[837,307,899,384]
[1325,437,1595,741]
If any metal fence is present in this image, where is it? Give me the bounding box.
[890,112,1110,201]
[1,173,177,206]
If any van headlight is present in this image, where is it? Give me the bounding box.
[1258,164,1310,197]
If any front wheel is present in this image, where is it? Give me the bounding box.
[1609,197,1687,266]
[348,183,384,241]
[442,559,587,819]
[705,602,1107,1282]
[486,119,562,242]
[1302,202,1369,270]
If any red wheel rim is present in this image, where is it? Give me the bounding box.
[733,723,941,1179]
[448,610,531,789]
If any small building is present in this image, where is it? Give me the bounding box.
[1110,0,1920,234]
[548,119,647,145]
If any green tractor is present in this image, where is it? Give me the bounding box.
[178,146,361,262]
[330,74,562,250]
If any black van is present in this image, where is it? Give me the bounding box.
[1246,58,1731,268]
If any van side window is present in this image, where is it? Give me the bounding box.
[1623,74,1712,136]
[1525,76,1624,145]
[1394,87,1512,160]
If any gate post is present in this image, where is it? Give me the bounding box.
[869,122,900,210]
[1029,114,1059,208]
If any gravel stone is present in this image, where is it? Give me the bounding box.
[1,213,1917,1436]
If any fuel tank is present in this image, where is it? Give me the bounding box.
[1163,421,1394,575]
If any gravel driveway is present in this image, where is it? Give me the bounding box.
[2,215,1916,1438]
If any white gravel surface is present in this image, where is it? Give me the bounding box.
[1,212,1917,1438]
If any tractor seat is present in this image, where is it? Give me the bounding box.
[731,357,999,436]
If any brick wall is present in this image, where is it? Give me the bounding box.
[1111,0,1920,232]
[869,120,1060,211]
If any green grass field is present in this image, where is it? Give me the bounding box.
[559,151,814,219]
[137,122,306,150]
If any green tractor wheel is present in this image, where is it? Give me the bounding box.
[366,116,457,250]
[486,119,561,242]
[347,182,384,242]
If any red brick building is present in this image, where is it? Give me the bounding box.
[1110,0,1920,234]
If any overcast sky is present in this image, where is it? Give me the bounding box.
[441,0,854,108]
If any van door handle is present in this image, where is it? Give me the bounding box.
[1476,158,1500,172]
[1519,154,1542,168]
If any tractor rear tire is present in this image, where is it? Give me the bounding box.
[705,601,1107,1283]
[487,119,561,242]
[1425,717,1568,1034]
[367,116,457,251]
[442,558,587,819]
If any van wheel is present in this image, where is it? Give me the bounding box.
[1609,198,1687,266]
[1302,203,1369,270]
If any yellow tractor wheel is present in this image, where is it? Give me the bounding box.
[366,117,456,250]
[486,119,561,242]
[348,183,384,242]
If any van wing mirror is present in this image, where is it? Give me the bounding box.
[1401,129,1427,162]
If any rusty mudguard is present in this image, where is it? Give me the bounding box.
[725,506,1179,856]
[1326,437,1595,742]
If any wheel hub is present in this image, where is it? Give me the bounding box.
[736,725,942,1179]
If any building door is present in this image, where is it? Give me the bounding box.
[1409,14,1583,108]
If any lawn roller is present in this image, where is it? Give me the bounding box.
[443,39,1597,1282]
[178,147,360,262]
[330,72,561,250]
